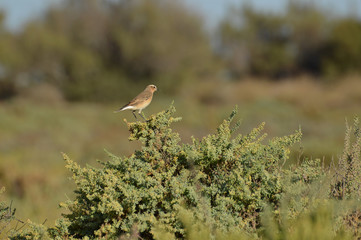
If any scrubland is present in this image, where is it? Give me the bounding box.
[1,76,361,234]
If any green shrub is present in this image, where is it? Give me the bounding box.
[260,201,354,240]
[47,105,301,239]
[6,107,361,240]
[188,112,301,231]
[331,117,361,200]
[330,117,361,238]
[8,221,49,240]
[282,159,328,220]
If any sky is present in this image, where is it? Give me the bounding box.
[0,0,359,32]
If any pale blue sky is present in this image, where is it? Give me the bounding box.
[0,0,359,31]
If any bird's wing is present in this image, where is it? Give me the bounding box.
[128,91,152,106]
[114,90,152,112]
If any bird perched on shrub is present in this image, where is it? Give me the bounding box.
[114,84,157,120]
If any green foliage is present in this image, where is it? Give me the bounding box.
[217,2,329,78]
[0,0,216,101]
[322,19,361,77]
[331,117,361,200]
[282,159,328,220]
[5,106,361,239]
[2,0,361,101]
[152,207,251,240]
[0,13,23,99]
[217,2,361,79]
[8,220,49,240]
[330,117,361,238]
[188,109,302,231]
[260,202,353,240]
[47,105,301,239]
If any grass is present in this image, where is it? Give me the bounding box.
[1,76,361,228]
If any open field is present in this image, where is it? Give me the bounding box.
[1,77,361,227]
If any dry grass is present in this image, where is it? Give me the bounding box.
[179,75,361,160]
[187,75,361,110]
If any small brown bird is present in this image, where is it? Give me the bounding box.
[114,84,157,120]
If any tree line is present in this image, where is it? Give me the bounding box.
[0,0,360,101]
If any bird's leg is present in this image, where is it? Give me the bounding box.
[132,111,137,119]
[139,112,146,121]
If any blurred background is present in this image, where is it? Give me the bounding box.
[0,0,361,227]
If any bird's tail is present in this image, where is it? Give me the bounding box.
[113,104,132,113]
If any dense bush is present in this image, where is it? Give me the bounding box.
[6,106,361,239]
[44,105,302,239]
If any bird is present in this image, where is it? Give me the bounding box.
[114,84,157,120]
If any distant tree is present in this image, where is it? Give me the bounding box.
[12,0,216,101]
[217,4,295,78]
[216,2,332,79]
[285,3,330,75]
[322,18,361,77]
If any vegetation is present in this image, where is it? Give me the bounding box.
[1,0,361,239]
[46,105,301,238]
[1,78,361,234]
[4,105,360,239]
[0,188,15,238]
[1,0,361,100]
[0,0,216,101]
[217,2,361,78]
